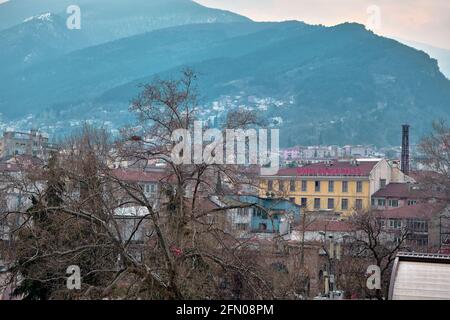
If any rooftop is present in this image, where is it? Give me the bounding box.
[273,160,380,177]
[295,219,355,232]
[110,168,172,183]
[372,182,447,200]
[375,202,448,220]
[221,195,301,214]
[409,170,449,184]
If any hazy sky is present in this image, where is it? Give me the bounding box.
[196,0,450,50]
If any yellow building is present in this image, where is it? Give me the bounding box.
[260,159,408,217]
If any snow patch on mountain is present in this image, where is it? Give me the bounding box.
[24,12,53,23]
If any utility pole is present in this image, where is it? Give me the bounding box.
[321,233,342,299]
[300,208,307,267]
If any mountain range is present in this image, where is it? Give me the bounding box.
[0,0,449,147]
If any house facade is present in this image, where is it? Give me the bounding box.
[376,202,450,252]
[212,195,301,238]
[260,159,411,217]
[372,182,447,211]
[0,130,57,159]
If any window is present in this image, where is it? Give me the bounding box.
[315,181,321,192]
[301,198,308,208]
[268,180,273,191]
[342,181,348,193]
[389,199,399,208]
[408,200,418,206]
[237,208,248,217]
[314,198,321,210]
[342,199,349,210]
[377,198,386,206]
[380,179,387,188]
[145,183,157,194]
[253,208,262,217]
[236,223,248,231]
[356,181,363,193]
[356,199,363,210]
[258,223,268,232]
[261,210,268,219]
[301,181,307,192]
[279,180,285,192]
[389,219,402,229]
[328,198,335,210]
[290,180,296,192]
[371,198,375,206]
[408,234,428,247]
[407,219,428,233]
[289,197,296,203]
[415,236,428,247]
[328,181,334,193]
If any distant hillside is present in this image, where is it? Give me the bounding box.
[100,23,450,146]
[0,1,449,147]
[0,13,87,75]
[0,0,249,42]
[0,0,248,74]
[397,39,450,79]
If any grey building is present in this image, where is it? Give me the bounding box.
[0,130,56,159]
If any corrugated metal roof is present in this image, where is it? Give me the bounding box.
[390,252,450,300]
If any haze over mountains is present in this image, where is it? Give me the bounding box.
[0,0,449,147]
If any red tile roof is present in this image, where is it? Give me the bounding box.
[409,171,448,184]
[375,202,448,220]
[110,168,172,183]
[373,183,447,200]
[0,156,44,172]
[298,220,355,232]
[0,163,20,173]
[274,160,379,177]
[185,197,221,213]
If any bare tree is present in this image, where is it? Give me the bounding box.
[348,211,409,300]
[2,70,277,300]
[419,120,450,176]
[418,120,450,198]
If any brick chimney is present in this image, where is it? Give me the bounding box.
[401,124,410,175]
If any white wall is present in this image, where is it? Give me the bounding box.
[290,230,352,243]
[370,159,392,195]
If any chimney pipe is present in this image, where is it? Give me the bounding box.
[401,124,410,175]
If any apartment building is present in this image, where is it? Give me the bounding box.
[260,159,411,217]
[376,202,450,252]
[371,182,447,210]
[0,130,56,159]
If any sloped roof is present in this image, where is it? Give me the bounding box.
[373,183,447,200]
[110,168,172,183]
[0,155,44,173]
[231,195,301,211]
[273,160,379,177]
[296,219,355,232]
[409,170,448,184]
[375,202,448,220]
